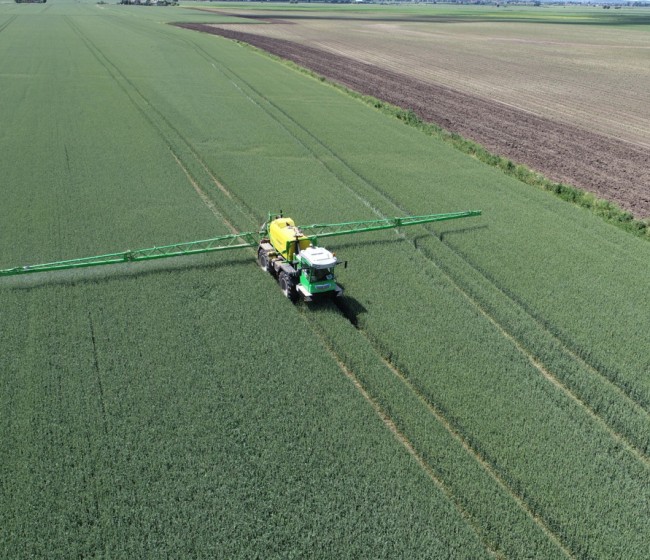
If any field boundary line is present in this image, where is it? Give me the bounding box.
[189,25,650,237]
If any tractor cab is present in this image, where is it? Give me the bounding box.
[296,246,343,299]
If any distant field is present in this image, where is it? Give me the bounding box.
[2,1,650,558]
[199,3,650,217]
[202,3,650,148]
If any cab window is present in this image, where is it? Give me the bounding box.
[311,268,332,282]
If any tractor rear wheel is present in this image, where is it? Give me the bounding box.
[258,248,270,273]
[279,272,297,302]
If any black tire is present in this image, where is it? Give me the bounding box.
[258,248,270,272]
[279,272,297,302]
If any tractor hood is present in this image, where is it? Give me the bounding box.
[300,246,337,269]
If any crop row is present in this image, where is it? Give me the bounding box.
[202,38,650,451]
[2,4,649,557]
[1,7,498,558]
[268,65,650,409]
[144,20,650,557]
[3,264,496,558]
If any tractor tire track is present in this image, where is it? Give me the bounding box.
[98,15,260,210]
[86,311,116,553]
[65,16,258,236]
[335,295,649,552]
[430,234,650,411]
[368,260,650,466]
[107,26,581,551]
[169,149,238,233]
[187,39,394,218]
[87,14,650,466]
[88,313,108,438]
[371,335,575,558]
[303,315,502,559]
[177,29,650,462]
[305,306,574,560]
[0,15,17,35]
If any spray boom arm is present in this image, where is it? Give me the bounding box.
[299,211,481,244]
[0,210,480,277]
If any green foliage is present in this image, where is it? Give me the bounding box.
[0,6,488,559]
[1,3,650,559]
[2,265,491,559]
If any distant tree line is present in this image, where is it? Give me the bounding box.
[15,0,47,3]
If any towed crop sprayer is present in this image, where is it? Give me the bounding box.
[1,210,481,301]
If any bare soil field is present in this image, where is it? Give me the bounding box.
[178,11,650,218]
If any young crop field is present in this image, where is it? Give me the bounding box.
[1,1,650,558]
[197,3,650,219]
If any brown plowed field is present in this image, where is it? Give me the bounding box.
[176,21,650,218]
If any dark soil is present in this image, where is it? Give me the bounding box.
[176,23,650,219]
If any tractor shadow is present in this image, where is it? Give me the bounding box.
[302,291,367,329]
[333,293,367,329]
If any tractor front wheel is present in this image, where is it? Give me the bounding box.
[279,272,297,303]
